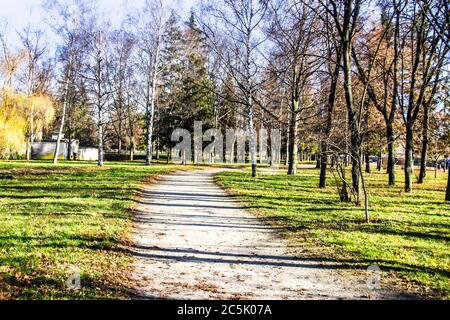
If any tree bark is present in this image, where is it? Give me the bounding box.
[386,123,395,185]
[365,152,370,173]
[418,103,430,184]
[404,125,414,192]
[341,4,361,203]
[98,120,104,167]
[316,154,321,169]
[349,111,361,204]
[446,165,450,201]
[287,104,299,175]
[285,118,290,166]
[145,30,162,166]
[67,132,72,160]
[248,106,257,177]
[319,141,328,188]
[53,75,71,165]
[129,137,135,161]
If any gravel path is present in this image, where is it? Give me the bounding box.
[131,170,404,300]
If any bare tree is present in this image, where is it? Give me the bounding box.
[129,0,165,166]
[44,0,90,164]
[319,0,364,203]
[0,22,26,88]
[18,26,47,161]
[84,28,111,167]
[351,0,402,186]
[396,0,449,192]
[317,6,342,188]
[200,0,269,177]
[267,0,322,175]
[109,29,136,157]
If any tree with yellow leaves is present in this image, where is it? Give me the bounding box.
[0,88,27,158]
[0,87,54,159]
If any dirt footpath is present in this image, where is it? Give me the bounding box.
[130,170,405,300]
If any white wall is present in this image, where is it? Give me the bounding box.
[31,142,68,160]
[78,148,99,161]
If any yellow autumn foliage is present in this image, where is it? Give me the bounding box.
[0,87,55,159]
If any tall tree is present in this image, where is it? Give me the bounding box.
[320,0,364,203]
[201,0,269,177]
[130,0,165,166]
[109,29,135,156]
[352,1,402,186]
[83,26,111,167]
[318,7,342,188]
[268,0,321,175]
[157,12,184,160]
[18,26,47,161]
[45,0,91,164]
[397,0,449,192]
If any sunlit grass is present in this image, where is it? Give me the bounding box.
[0,160,194,299]
[215,166,450,299]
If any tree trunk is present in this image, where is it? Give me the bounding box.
[359,161,370,223]
[349,116,361,204]
[377,143,382,172]
[285,116,290,166]
[54,79,71,164]
[67,133,72,161]
[145,34,161,166]
[446,166,450,201]
[248,108,257,177]
[418,104,429,184]
[145,114,153,165]
[26,139,31,161]
[129,137,135,161]
[386,123,395,185]
[287,106,299,175]
[167,146,171,164]
[319,141,328,188]
[342,22,361,203]
[404,126,414,193]
[98,122,104,167]
[365,152,370,173]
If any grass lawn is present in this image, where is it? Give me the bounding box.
[0,160,194,300]
[215,166,450,299]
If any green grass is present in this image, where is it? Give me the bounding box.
[0,160,194,300]
[215,166,450,299]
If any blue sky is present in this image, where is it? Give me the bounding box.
[0,0,196,48]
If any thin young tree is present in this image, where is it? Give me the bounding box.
[18,26,47,161]
[319,0,364,203]
[129,0,165,166]
[109,29,136,157]
[45,0,92,164]
[200,0,269,177]
[318,6,342,188]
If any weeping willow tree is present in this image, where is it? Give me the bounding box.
[24,94,55,160]
[0,87,54,159]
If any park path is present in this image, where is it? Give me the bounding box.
[130,170,401,300]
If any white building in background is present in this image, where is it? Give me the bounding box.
[31,132,98,161]
[78,148,99,161]
[31,140,79,160]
